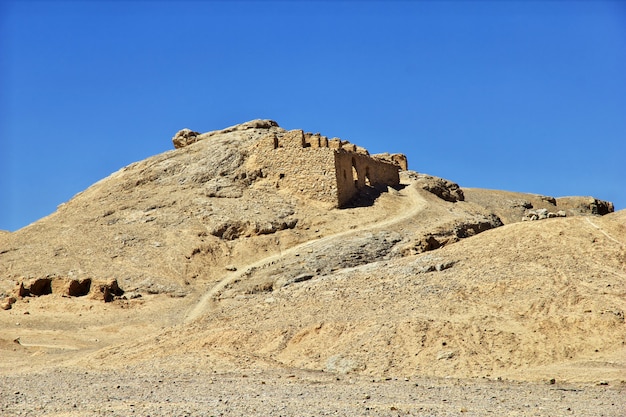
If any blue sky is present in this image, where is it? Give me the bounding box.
[1,1,625,231]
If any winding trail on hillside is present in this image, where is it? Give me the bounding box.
[13,337,80,350]
[184,184,427,322]
[584,217,624,246]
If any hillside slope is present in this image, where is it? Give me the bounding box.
[0,121,623,388]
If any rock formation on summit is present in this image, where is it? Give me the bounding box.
[172,119,281,149]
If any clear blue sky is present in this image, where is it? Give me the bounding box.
[1,1,625,231]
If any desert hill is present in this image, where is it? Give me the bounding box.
[1,120,624,402]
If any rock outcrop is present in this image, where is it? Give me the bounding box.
[463,189,615,224]
[412,174,464,202]
[172,119,280,149]
[397,214,504,256]
[556,196,614,216]
[172,128,201,149]
[0,296,16,310]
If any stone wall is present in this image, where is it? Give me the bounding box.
[251,131,339,205]
[251,128,402,207]
[335,151,400,207]
[372,153,409,171]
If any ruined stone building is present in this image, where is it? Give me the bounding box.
[250,128,407,207]
[173,120,408,208]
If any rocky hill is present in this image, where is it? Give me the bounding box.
[0,121,624,410]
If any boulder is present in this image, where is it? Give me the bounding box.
[1,296,16,310]
[172,128,201,149]
[522,208,567,221]
[413,174,464,202]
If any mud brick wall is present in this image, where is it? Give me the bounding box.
[335,151,400,207]
[251,129,401,207]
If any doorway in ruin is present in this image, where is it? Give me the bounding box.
[365,166,371,186]
[351,157,358,187]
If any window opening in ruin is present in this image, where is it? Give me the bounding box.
[351,157,358,187]
[68,279,92,297]
[28,278,52,296]
[365,166,371,186]
[343,170,347,180]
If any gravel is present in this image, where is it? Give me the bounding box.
[1,366,623,416]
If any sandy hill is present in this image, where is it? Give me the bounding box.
[0,120,624,411]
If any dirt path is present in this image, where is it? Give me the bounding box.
[584,217,625,247]
[184,185,427,322]
[13,339,79,350]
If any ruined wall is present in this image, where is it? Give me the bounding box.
[251,130,339,205]
[251,129,401,208]
[334,151,400,207]
[373,153,409,171]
